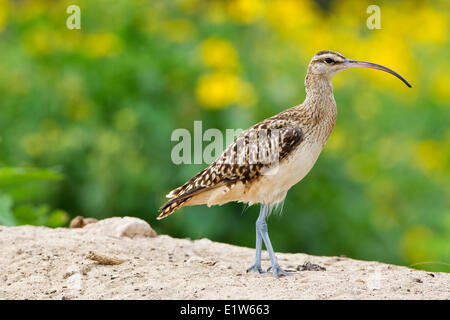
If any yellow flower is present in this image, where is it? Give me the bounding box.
[331,0,368,30]
[266,0,316,37]
[83,33,123,58]
[199,37,238,69]
[196,72,240,109]
[227,0,265,24]
[410,5,448,45]
[414,140,447,172]
[196,72,256,109]
[0,0,8,33]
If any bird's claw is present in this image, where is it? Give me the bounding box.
[266,265,292,278]
[246,264,266,274]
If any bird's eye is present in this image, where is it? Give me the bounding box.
[324,58,334,64]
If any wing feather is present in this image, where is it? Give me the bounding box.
[158,117,304,219]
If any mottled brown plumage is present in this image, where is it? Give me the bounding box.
[158,54,338,219]
[158,50,411,220]
[158,115,306,219]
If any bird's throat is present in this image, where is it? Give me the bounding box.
[304,72,333,98]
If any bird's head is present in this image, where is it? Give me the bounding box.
[307,50,411,88]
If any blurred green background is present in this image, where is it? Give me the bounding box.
[0,0,449,272]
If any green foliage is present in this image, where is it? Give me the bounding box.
[13,205,67,227]
[0,167,62,188]
[0,167,68,227]
[0,0,448,272]
[0,194,14,226]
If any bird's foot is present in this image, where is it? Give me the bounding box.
[246,263,266,274]
[267,265,292,278]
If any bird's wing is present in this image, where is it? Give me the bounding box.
[158,117,304,218]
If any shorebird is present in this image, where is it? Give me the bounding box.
[158,50,411,277]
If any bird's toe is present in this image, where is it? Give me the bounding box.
[246,264,265,274]
[267,265,292,278]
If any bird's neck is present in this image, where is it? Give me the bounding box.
[303,73,336,114]
[299,72,337,135]
[304,72,334,100]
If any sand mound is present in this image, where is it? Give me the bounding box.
[0,217,448,300]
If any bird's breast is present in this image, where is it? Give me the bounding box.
[245,136,324,205]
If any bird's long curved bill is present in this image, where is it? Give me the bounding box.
[343,60,412,88]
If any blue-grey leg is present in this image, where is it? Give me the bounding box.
[246,206,265,274]
[247,204,290,277]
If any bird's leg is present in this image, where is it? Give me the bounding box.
[246,206,265,274]
[259,205,291,278]
[247,204,291,277]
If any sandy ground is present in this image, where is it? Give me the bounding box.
[0,217,448,300]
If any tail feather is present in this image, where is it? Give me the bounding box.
[157,185,210,219]
[159,163,225,219]
[157,196,190,219]
[165,166,213,199]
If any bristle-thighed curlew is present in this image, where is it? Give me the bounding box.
[158,50,411,277]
